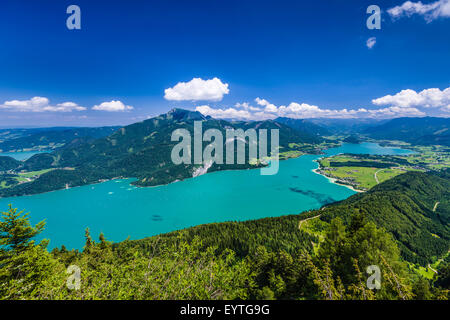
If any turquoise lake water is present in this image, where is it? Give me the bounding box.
[0,143,414,250]
[0,150,47,161]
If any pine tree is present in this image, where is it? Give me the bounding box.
[0,205,62,299]
[0,204,45,252]
[84,227,93,252]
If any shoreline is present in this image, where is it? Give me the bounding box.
[1,145,361,198]
[0,150,306,198]
[312,167,364,193]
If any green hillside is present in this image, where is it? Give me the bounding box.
[0,156,21,172]
[317,171,450,265]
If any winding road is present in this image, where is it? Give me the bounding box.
[428,264,438,274]
[374,169,383,184]
[433,202,440,212]
[298,214,321,230]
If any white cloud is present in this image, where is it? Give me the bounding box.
[195,105,251,119]
[0,97,86,112]
[255,97,278,113]
[235,102,261,111]
[366,106,426,117]
[196,87,450,120]
[164,77,230,101]
[388,0,450,22]
[44,102,86,112]
[256,100,371,119]
[366,37,376,49]
[196,95,434,120]
[92,100,134,112]
[372,87,450,108]
[275,102,370,119]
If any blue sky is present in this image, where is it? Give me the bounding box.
[0,0,449,127]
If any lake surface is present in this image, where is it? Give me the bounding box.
[0,143,414,249]
[0,150,48,161]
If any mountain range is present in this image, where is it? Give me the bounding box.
[0,126,120,152]
[1,113,450,197]
[364,117,450,146]
[274,117,330,136]
[0,109,324,197]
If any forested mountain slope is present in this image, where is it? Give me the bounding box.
[274,117,330,136]
[310,171,449,265]
[0,126,120,152]
[0,156,21,172]
[0,109,323,197]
